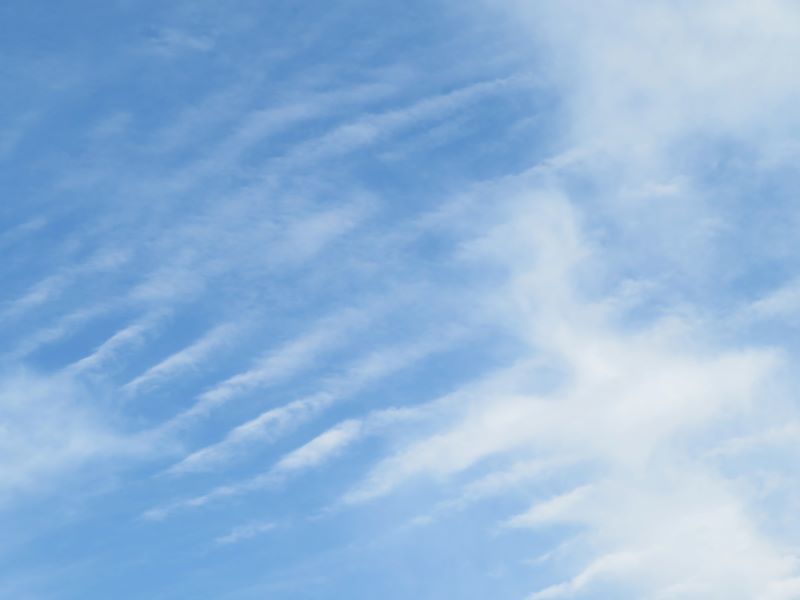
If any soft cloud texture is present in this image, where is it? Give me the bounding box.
[0,370,129,505]
[2,2,800,599]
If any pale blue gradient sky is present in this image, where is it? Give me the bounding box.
[3,2,800,599]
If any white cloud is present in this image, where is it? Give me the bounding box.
[745,279,800,323]
[166,332,456,474]
[148,405,429,519]
[166,306,372,427]
[274,407,426,476]
[1,249,130,323]
[340,191,799,596]
[511,471,800,599]
[273,420,363,474]
[500,0,800,153]
[263,75,529,173]
[506,485,594,529]
[6,3,799,596]
[67,311,168,375]
[216,520,275,546]
[143,28,215,56]
[0,370,130,505]
[123,321,243,395]
[5,303,113,361]
[400,5,800,595]
[528,552,642,600]
[126,201,367,308]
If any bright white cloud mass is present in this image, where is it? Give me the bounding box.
[2,1,800,599]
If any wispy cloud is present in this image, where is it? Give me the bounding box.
[123,321,242,395]
[142,28,215,56]
[215,520,275,546]
[5,303,115,361]
[164,306,374,429]
[340,193,797,596]
[66,311,169,375]
[166,332,458,475]
[147,405,425,520]
[5,2,800,597]
[0,249,130,323]
[272,420,363,474]
[262,75,533,177]
[0,370,133,505]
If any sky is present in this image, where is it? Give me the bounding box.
[2,1,800,598]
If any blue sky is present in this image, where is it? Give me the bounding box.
[3,1,800,598]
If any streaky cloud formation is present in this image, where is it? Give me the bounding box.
[165,330,457,475]
[2,1,800,599]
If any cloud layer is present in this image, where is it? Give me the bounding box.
[2,1,800,599]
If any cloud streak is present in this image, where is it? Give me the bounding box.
[165,332,458,475]
[5,2,800,598]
